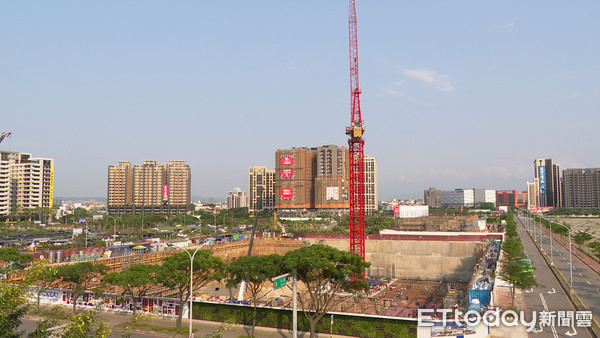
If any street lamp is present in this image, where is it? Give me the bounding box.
[183,244,207,337]
[548,220,574,292]
[107,215,118,237]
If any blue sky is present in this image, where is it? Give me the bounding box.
[1,1,599,201]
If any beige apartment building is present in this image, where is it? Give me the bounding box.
[364,155,378,216]
[108,160,190,214]
[0,151,54,218]
[248,166,275,214]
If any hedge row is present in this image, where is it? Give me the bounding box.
[192,302,417,337]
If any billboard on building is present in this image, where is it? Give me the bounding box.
[49,166,54,208]
[529,206,553,214]
[280,168,294,179]
[538,165,546,195]
[280,187,293,200]
[162,185,169,200]
[326,187,339,201]
[280,155,294,166]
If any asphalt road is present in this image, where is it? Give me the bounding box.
[521,216,600,319]
[517,216,594,337]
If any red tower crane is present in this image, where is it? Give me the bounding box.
[0,132,11,145]
[345,0,365,261]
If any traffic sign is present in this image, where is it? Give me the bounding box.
[272,273,290,289]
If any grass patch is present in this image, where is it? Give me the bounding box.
[29,305,71,320]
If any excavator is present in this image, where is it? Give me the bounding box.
[0,132,11,144]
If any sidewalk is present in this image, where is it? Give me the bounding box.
[486,277,528,337]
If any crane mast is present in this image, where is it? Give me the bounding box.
[346,0,365,261]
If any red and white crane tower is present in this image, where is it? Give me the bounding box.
[345,0,366,261]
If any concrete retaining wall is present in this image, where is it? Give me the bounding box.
[302,238,481,282]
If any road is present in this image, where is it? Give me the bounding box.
[521,215,600,319]
[516,216,593,337]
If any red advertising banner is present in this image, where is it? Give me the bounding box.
[281,168,294,179]
[280,155,294,166]
[528,206,554,214]
[162,185,169,200]
[280,187,294,200]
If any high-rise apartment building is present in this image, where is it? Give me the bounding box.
[167,160,191,207]
[275,147,317,210]
[107,161,133,208]
[533,159,562,208]
[364,155,378,216]
[107,160,190,214]
[424,187,441,207]
[227,188,248,209]
[314,145,349,210]
[562,168,600,208]
[275,145,351,215]
[248,166,275,214]
[527,182,538,207]
[0,151,54,218]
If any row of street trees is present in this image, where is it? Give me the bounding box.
[499,210,540,307]
[2,244,369,338]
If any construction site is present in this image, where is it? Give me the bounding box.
[7,232,502,324]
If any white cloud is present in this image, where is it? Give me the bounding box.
[403,68,454,92]
[501,22,515,30]
[382,88,418,102]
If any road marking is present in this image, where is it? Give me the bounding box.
[547,288,556,294]
[596,290,600,295]
[587,281,592,286]
[538,293,559,337]
[579,273,583,277]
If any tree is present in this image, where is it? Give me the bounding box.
[589,241,600,259]
[501,237,524,261]
[0,247,33,271]
[55,262,107,314]
[60,312,111,338]
[157,250,224,329]
[23,259,59,311]
[226,254,282,337]
[283,244,371,338]
[0,283,28,337]
[104,264,158,316]
[499,209,540,306]
[573,229,593,250]
[476,202,496,210]
[499,258,539,307]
